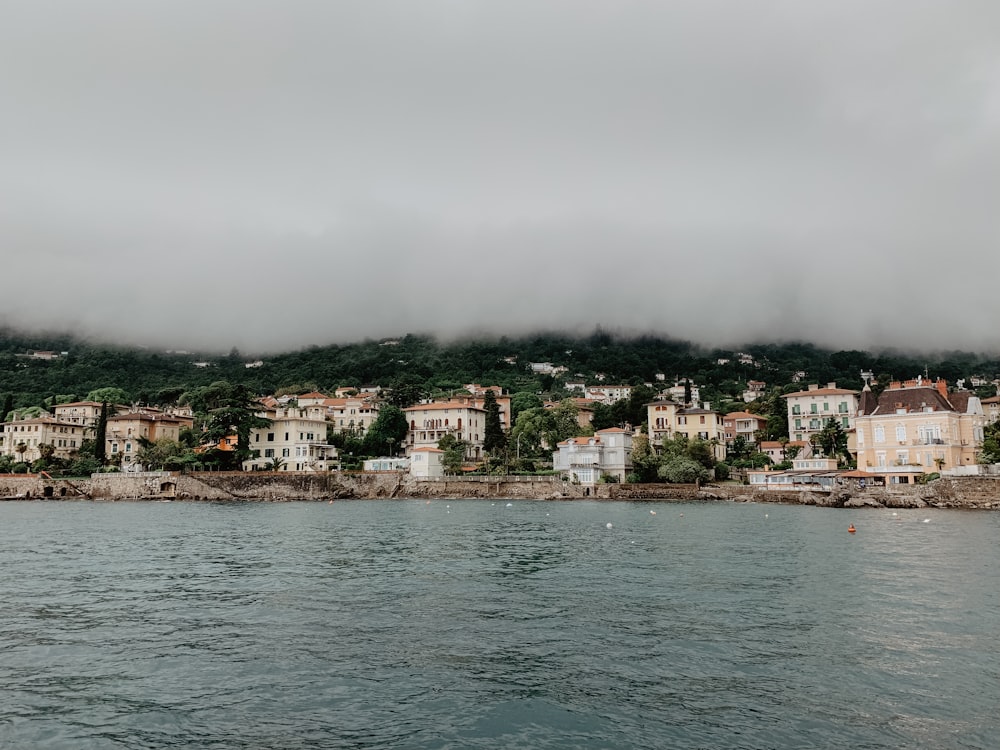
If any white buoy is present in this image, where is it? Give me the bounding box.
[506,503,513,507]
[923,518,931,523]
[764,514,768,518]
[606,522,613,529]
[650,510,656,515]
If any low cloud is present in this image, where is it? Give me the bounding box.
[2,1,999,352]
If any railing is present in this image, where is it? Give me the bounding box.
[413,475,562,483]
[911,438,945,445]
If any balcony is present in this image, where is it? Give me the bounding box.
[910,438,945,446]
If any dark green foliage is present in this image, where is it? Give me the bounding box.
[437,433,466,474]
[813,418,850,464]
[94,402,110,463]
[981,422,1000,464]
[197,382,272,465]
[362,405,409,456]
[0,329,998,435]
[482,390,507,454]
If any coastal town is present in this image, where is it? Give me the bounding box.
[2,346,999,496]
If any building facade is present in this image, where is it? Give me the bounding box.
[854,380,985,474]
[783,383,860,443]
[552,428,634,484]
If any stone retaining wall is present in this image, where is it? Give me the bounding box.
[2,473,1000,508]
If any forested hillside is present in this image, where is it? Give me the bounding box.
[2,327,999,414]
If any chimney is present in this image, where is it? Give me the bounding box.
[936,379,948,398]
[890,381,902,390]
[827,382,836,389]
[808,384,819,391]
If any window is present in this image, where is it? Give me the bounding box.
[810,404,818,414]
[841,417,849,428]
[267,433,274,442]
[895,425,906,442]
[264,449,274,458]
[699,415,706,424]
[838,402,848,413]
[792,405,801,415]
[874,426,885,443]
[794,418,802,429]
[823,402,829,412]
[282,448,290,457]
[857,428,864,446]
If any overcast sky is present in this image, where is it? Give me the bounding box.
[2,1,998,353]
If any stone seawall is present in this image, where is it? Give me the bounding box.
[1,473,999,508]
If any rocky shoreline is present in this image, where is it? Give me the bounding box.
[2,472,999,510]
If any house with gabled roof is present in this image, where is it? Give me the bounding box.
[854,378,986,476]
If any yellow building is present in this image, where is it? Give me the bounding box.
[0,416,87,463]
[646,400,726,461]
[855,379,986,474]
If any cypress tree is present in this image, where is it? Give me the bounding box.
[94,401,109,463]
[483,390,507,454]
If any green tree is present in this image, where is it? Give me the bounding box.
[86,387,129,405]
[482,390,507,454]
[813,418,849,464]
[136,438,187,471]
[2,393,14,421]
[362,405,409,456]
[628,434,659,482]
[200,383,272,466]
[980,422,1000,464]
[510,391,542,421]
[438,433,466,475]
[658,455,709,484]
[94,401,110,464]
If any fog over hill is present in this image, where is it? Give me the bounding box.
[3,2,999,352]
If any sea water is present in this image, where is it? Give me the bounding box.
[1,499,998,749]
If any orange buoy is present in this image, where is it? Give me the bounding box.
[848,524,856,533]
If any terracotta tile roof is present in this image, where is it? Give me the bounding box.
[981,395,1000,404]
[724,411,767,421]
[411,447,444,453]
[403,402,486,413]
[298,391,329,399]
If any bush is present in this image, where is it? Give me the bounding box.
[714,462,730,481]
[658,456,710,484]
[12,462,30,474]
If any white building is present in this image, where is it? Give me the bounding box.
[244,405,338,472]
[552,427,634,485]
[584,385,633,405]
[409,447,445,478]
[783,383,860,443]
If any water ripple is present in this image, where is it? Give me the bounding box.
[1,500,998,748]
